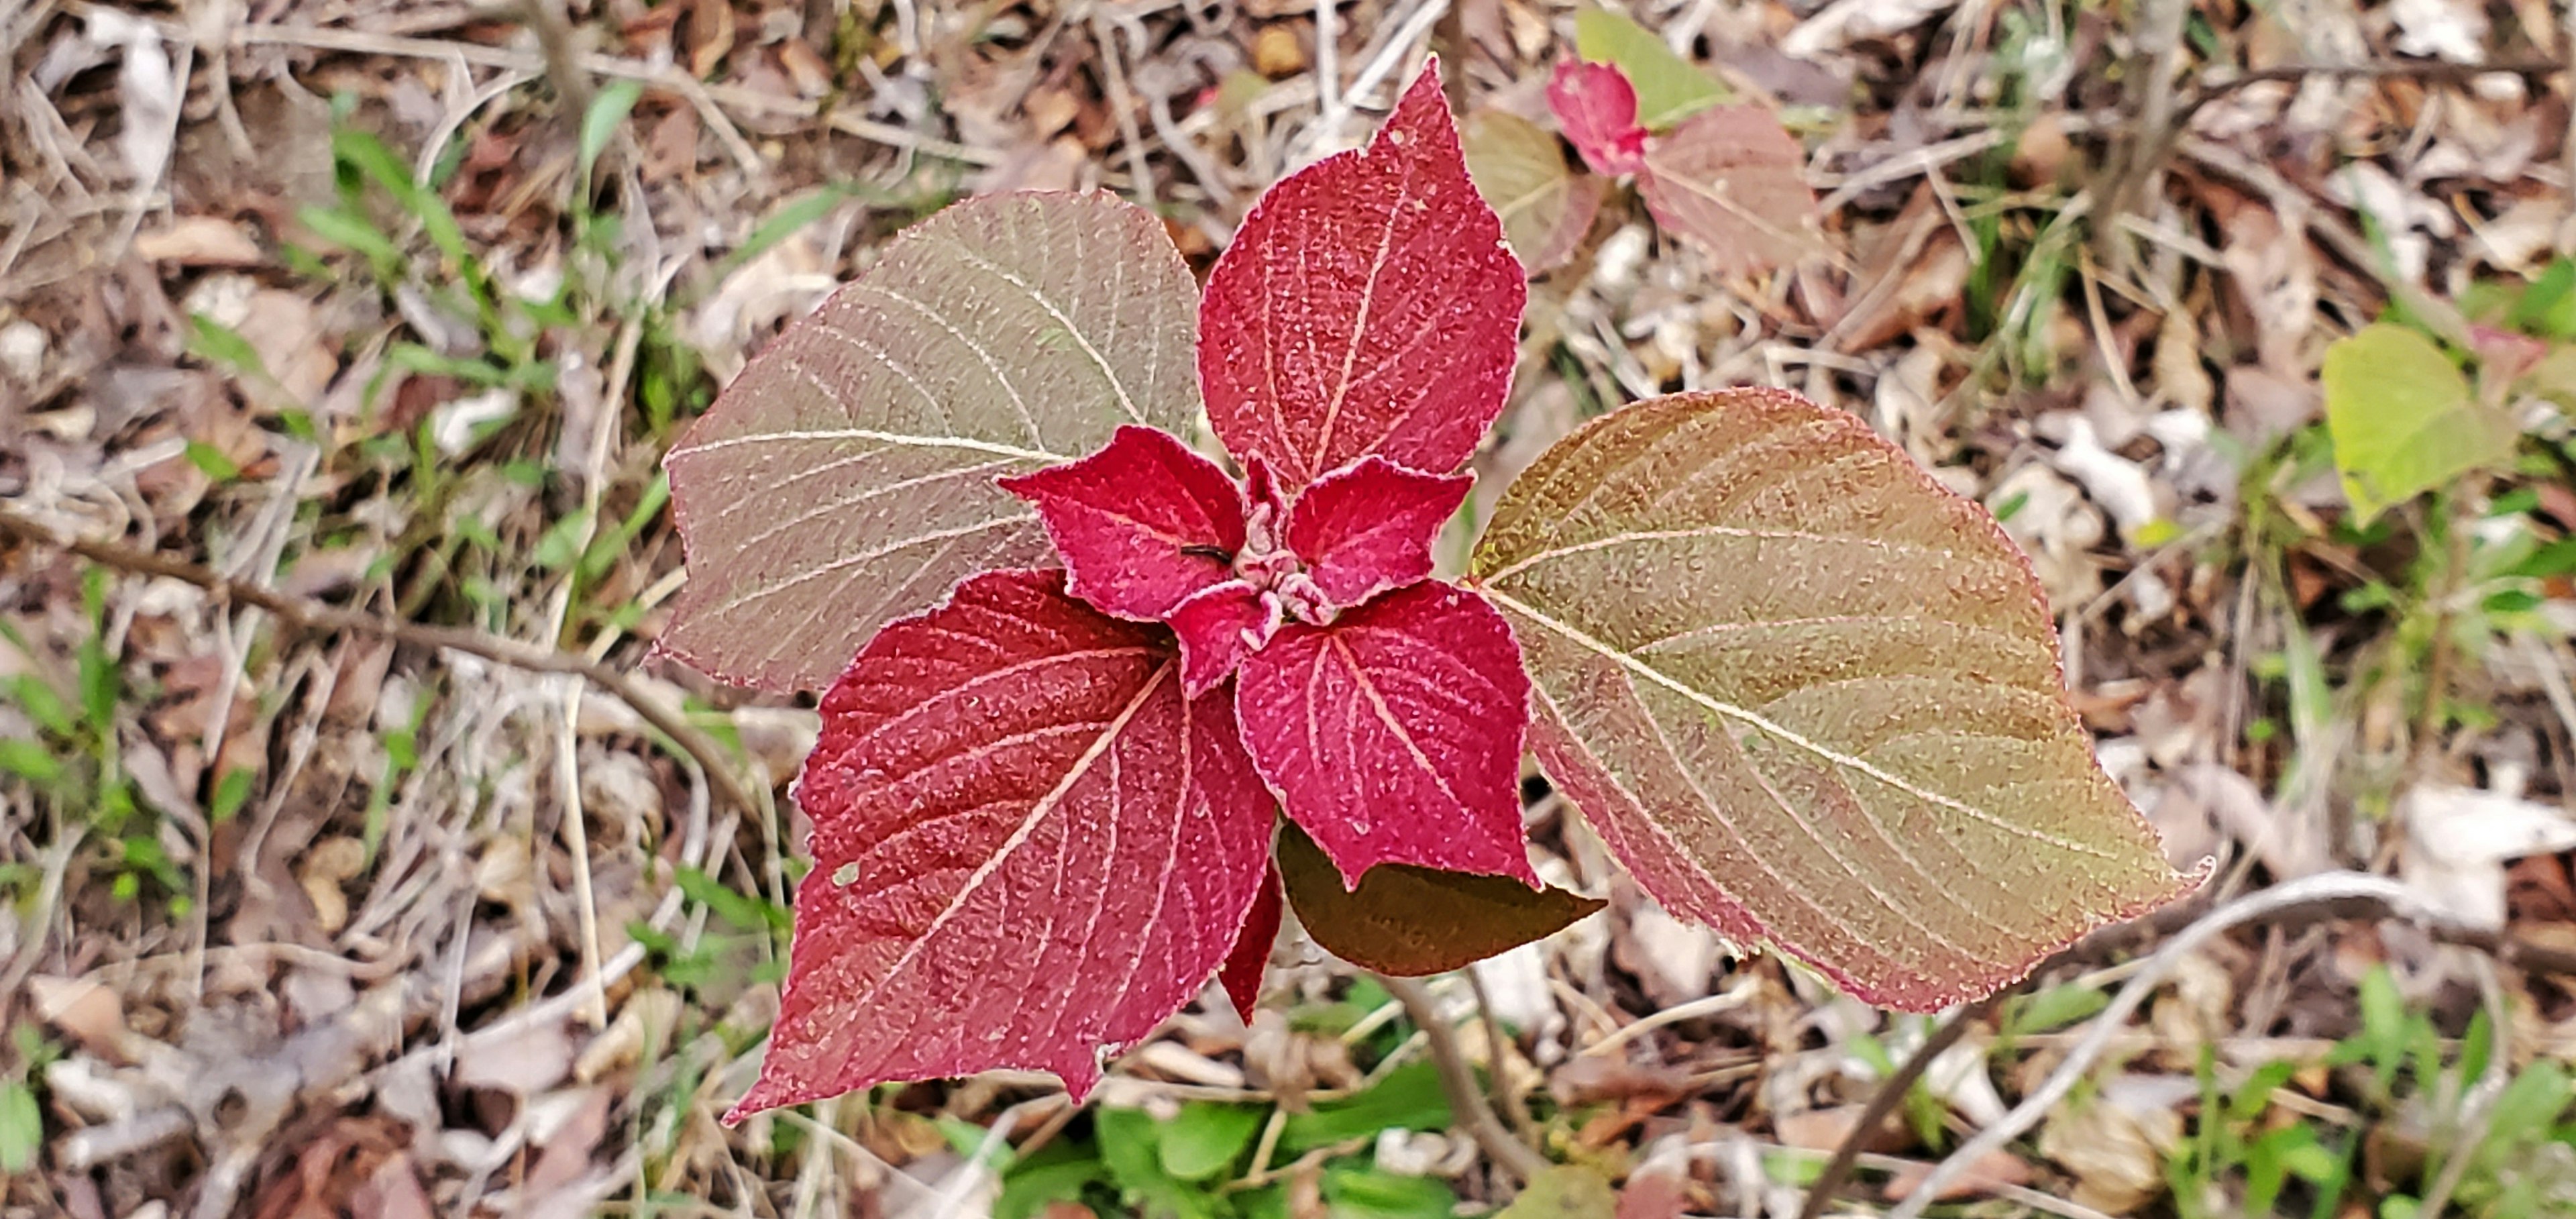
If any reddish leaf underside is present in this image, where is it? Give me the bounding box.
[1467,390,2193,1010]
[999,425,1246,621]
[1635,106,1823,276]
[663,192,1203,692]
[1234,582,1538,886]
[1220,859,1283,1020]
[1169,580,1278,696]
[1546,60,1648,176]
[729,570,1272,1120]
[1285,457,1472,609]
[1276,822,1603,976]
[1198,62,1527,490]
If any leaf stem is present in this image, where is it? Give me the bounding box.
[1381,973,1550,1185]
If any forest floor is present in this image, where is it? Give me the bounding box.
[5,0,2576,1215]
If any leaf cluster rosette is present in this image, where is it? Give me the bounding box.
[663,61,2193,1124]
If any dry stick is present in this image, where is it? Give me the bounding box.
[1463,967,1536,1138]
[1381,974,1551,1185]
[1794,992,2003,1219]
[1881,872,2546,1219]
[0,505,765,820]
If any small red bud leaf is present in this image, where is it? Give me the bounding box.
[728,569,1273,1120]
[1467,390,2194,1010]
[1461,107,1604,275]
[1546,61,1648,176]
[1199,62,1526,489]
[664,193,1202,692]
[1287,457,1472,609]
[998,425,1247,621]
[1220,859,1283,1020]
[1169,580,1277,696]
[1234,582,1538,886]
[1276,822,1602,977]
[1635,106,1824,276]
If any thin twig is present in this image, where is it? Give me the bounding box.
[1796,993,2002,1219]
[0,505,765,820]
[1882,872,2547,1219]
[1464,967,1536,1138]
[1381,974,1550,1185]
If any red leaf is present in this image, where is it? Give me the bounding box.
[1219,859,1282,1020]
[1285,458,1471,610]
[1169,580,1277,696]
[1234,582,1537,886]
[1199,62,1526,489]
[1546,61,1648,176]
[998,425,1246,621]
[728,570,1273,1120]
[1636,105,1823,276]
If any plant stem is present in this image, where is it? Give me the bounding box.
[1381,973,1550,1185]
[1796,993,2001,1219]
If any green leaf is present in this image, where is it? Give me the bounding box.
[0,1079,38,1174]
[1097,1108,1231,1219]
[1461,109,1601,275]
[5,676,76,738]
[998,1141,1113,1219]
[209,766,254,823]
[661,193,1204,692]
[184,441,241,482]
[1278,1061,1452,1155]
[186,314,274,382]
[297,205,403,266]
[1468,389,2191,1010]
[1156,1102,1266,1181]
[0,739,63,784]
[581,79,645,179]
[1495,1165,1617,1219]
[2321,325,2519,524]
[1321,1162,1458,1219]
[1574,7,1726,129]
[1277,821,1602,976]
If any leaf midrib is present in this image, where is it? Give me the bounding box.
[1475,585,2123,862]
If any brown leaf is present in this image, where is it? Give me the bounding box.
[133,216,264,266]
[1278,821,1603,977]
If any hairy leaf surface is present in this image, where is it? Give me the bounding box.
[1468,390,2190,1009]
[1219,860,1283,1020]
[1277,823,1601,976]
[1286,458,1473,610]
[1461,108,1602,275]
[1169,580,1275,696]
[1546,61,1648,176]
[665,193,1201,692]
[729,570,1271,1119]
[1236,583,1538,886]
[2321,324,2520,525]
[1000,425,1246,621]
[1636,107,1821,276]
[1199,64,1525,489]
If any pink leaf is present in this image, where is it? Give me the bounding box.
[728,570,1273,1120]
[1168,580,1278,696]
[1219,860,1282,1020]
[1285,457,1471,609]
[1234,582,1538,886]
[661,193,1201,693]
[1546,60,1648,176]
[998,425,1246,621]
[1635,105,1823,276]
[1199,61,1527,489]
